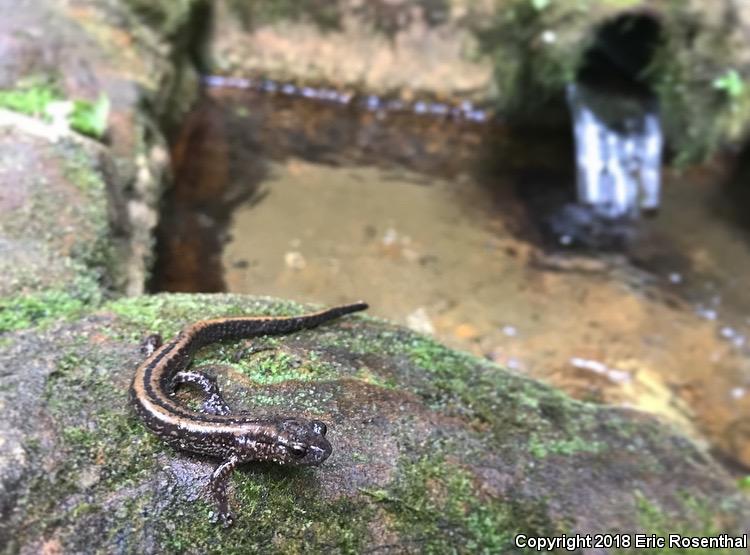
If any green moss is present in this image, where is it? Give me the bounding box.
[46,341,161,488]
[315,318,622,471]
[105,295,392,389]
[247,351,318,384]
[354,366,397,389]
[362,454,553,553]
[105,295,597,454]
[336,323,556,414]
[70,502,99,519]
[195,348,335,386]
[105,294,306,340]
[0,290,84,333]
[61,150,103,194]
[20,336,164,539]
[0,276,101,333]
[0,139,114,317]
[528,433,604,458]
[156,466,372,554]
[612,494,744,554]
[59,147,115,274]
[11,294,745,550]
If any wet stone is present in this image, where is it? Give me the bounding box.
[0,293,748,552]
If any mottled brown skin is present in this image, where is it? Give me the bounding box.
[130,302,368,525]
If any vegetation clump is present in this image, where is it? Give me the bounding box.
[0,80,110,139]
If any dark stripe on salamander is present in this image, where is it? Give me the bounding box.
[139,328,315,424]
[136,305,368,424]
[139,344,242,425]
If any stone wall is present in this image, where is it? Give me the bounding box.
[210,0,750,163]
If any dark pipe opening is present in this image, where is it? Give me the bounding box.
[577,13,661,95]
[186,0,214,74]
[515,13,663,251]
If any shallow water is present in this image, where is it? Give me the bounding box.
[156,86,750,472]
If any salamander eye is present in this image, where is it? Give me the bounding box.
[289,444,307,459]
[311,420,327,436]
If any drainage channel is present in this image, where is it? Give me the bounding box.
[151,79,750,471]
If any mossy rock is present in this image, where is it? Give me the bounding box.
[0,0,206,300]
[0,129,112,334]
[1,293,747,553]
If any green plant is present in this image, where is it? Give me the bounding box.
[0,84,109,140]
[69,94,110,139]
[0,84,57,117]
[713,69,744,100]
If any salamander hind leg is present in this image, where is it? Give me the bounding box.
[171,370,231,415]
[232,341,275,362]
[209,455,240,527]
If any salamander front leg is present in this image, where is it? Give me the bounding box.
[210,455,240,527]
[171,370,231,415]
[139,334,162,357]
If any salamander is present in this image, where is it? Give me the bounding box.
[129,301,368,525]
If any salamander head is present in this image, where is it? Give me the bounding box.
[236,418,332,465]
[274,418,332,465]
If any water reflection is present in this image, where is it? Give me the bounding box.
[202,74,489,122]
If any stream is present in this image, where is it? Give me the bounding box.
[154,83,750,472]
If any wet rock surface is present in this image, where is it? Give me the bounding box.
[0,0,201,300]
[1,294,748,553]
[1,1,750,552]
[0,128,110,300]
